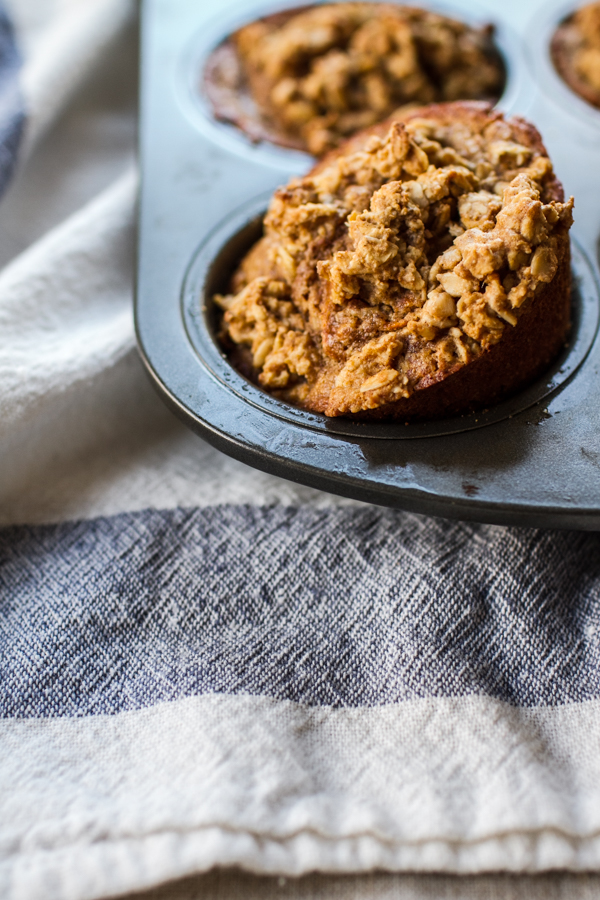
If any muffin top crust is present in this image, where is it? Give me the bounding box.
[216,103,573,418]
[205,3,504,155]
[552,2,600,110]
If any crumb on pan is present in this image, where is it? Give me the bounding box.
[208,3,505,155]
[215,103,573,419]
[552,1,600,109]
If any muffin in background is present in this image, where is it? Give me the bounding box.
[204,3,505,155]
[552,2,600,110]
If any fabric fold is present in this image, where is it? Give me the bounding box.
[13,0,134,158]
[0,170,136,504]
[4,694,600,900]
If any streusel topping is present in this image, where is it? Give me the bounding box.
[216,105,573,417]
[209,3,504,155]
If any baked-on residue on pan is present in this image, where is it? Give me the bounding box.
[204,3,505,155]
[552,1,600,110]
[215,102,574,421]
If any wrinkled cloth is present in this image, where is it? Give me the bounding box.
[1,2,600,900]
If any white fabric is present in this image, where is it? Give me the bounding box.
[0,172,355,524]
[4,694,600,900]
[12,0,134,155]
[108,868,600,900]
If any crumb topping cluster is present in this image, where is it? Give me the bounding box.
[231,3,504,154]
[552,2,600,109]
[216,106,573,417]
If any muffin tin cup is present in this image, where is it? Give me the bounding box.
[136,0,600,530]
[527,0,600,135]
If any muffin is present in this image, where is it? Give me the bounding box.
[552,2,600,110]
[204,3,505,155]
[216,102,574,420]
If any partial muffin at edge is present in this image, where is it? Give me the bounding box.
[552,2,600,110]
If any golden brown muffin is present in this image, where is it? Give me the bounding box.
[552,2,600,110]
[204,3,504,155]
[216,102,574,420]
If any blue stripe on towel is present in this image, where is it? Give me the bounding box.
[1,506,599,717]
[0,3,24,196]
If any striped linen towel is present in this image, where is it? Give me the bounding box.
[1,2,600,900]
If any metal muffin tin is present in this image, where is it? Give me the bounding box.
[137,0,600,530]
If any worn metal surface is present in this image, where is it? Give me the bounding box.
[136,0,600,530]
